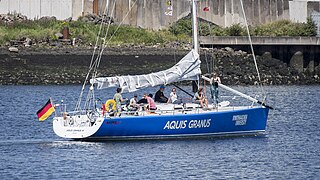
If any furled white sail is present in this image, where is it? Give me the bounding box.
[90,49,200,92]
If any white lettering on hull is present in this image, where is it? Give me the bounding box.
[163,119,211,130]
[232,115,248,126]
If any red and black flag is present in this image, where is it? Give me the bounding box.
[203,7,210,12]
[37,99,55,121]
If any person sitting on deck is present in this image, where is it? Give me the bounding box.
[193,87,208,108]
[137,95,147,104]
[155,85,168,103]
[128,94,139,111]
[167,87,182,104]
[144,93,157,111]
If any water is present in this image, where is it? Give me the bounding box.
[0,85,319,179]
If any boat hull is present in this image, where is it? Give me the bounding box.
[88,107,269,140]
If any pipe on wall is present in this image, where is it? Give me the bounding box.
[82,0,84,16]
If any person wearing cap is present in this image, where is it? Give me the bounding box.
[155,85,168,103]
[129,94,139,111]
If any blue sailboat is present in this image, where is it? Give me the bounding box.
[53,0,271,140]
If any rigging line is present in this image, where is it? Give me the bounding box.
[91,23,111,79]
[83,1,117,111]
[172,84,194,98]
[75,1,110,111]
[89,10,109,71]
[205,54,214,100]
[240,0,266,99]
[84,90,92,110]
[91,0,137,84]
[105,0,138,46]
[92,0,117,80]
[89,0,139,95]
[204,51,210,74]
[211,50,215,73]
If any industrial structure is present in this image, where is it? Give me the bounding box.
[0,0,320,30]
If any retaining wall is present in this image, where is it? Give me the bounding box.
[0,0,320,29]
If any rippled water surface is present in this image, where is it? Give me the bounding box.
[0,85,319,179]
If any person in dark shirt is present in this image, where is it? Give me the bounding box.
[154,85,168,103]
[210,72,221,105]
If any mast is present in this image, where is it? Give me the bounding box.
[191,0,198,54]
[191,0,200,92]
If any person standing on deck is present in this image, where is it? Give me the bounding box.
[210,72,221,105]
[113,87,126,113]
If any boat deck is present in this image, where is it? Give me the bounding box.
[113,103,256,118]
[54,102,260,128]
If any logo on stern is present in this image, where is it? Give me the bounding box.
[232,115,248,126]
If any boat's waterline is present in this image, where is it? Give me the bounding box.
[82,130,266,141]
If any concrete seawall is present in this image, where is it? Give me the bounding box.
[95,0,294,29]
[200,36,320,74]
[1,0,320,30]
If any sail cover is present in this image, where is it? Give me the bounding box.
[90,49,200,92]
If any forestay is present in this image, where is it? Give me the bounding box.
[90,49,200,92]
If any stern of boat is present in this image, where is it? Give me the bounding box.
[53,114,104,139]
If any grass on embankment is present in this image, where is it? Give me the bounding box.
[170,17,317,37]
[0,16,317,46]
[0,19,189,46]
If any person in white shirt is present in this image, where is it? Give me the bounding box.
[167,88,182,104]
[129,94,139,111]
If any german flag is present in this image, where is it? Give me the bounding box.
[37,99,55,121]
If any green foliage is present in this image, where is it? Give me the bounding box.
[108,25,155,44]
[0,19,182,46]
[226,24,244,36]
[199,23,211,36]
[210,25,227,36]
[305,17,317,36]
[0,18,63,43]
[169,17,215,36]
[68,21,100,43]
[169,18,192,36]
[169,17,317,37]
[0,15,317,46]
[252,19,317,36]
